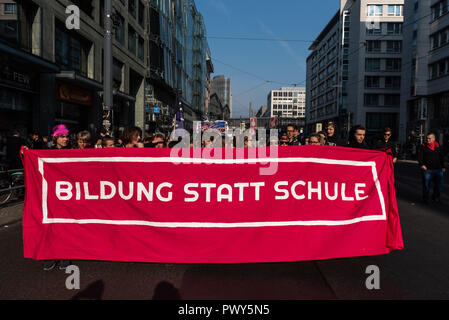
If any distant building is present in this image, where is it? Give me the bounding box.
[306,0,404,140]
[400,0,449,145]
[211,75,232,118]
[267,87,306,119]
[255,105,268,117]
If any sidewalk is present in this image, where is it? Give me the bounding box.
[0,201,24,227]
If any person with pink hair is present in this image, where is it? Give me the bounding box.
[51,124,70,150]
[43,124,71,270]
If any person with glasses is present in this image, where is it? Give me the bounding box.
[308,134,321,145]
[374,127,397,163]
[285,124,301,146]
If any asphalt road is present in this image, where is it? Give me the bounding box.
[0,161,448,300]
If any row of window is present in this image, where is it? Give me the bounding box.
[367,4,403,17]
[364,94,400,106]
[310,32,338,64]
[430,26,449,51]
[1,2,16,14]
[366,40,402,53]
[431,0,449,21]
[272,91,305,97]
[366,58,402,72]
[365,76,401,89]
[272,105,305,110]
[366,22,403,35]
[429,57,449,80]
[309,104,337,120]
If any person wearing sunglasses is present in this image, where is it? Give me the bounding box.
[374,127,397,163]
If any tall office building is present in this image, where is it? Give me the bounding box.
[210,75,232,118]
[267,87,306,118]
[400,0,449,144]
[307,0,404,139]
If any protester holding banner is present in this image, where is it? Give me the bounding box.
[326,122,346,146]
[308,134,321,145]
[347,125,370,149]
[42,124,72,270]
[418,133,446,204]
[374,128,398,164]
[152,133,167,148]
[51,125,71,150]
[75,131,91,149]
[102,136,116,148]
[122,126,144,148]
[286,125,301,146]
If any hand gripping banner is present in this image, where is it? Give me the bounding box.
[22,146,403,263]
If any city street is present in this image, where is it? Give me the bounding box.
[0,161,448,300]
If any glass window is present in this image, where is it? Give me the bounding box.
[4,3,17,14]
[366,58,381,71]
[128,25,137,54]
[388,5,403,16]
[364,94,379,106]
[387,23,402,35]
[367,5,383,16]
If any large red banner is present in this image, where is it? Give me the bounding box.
[22,146,403,263]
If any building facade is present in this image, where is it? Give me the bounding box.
[400,0,449,146]
[210,75,232,118]
[0,0,147,139]
[267,87,306,119]
[146,0,211,134]
[307,0,404,141]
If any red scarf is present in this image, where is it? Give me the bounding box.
[425,141,439,151]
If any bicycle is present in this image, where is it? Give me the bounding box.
[0,165,25,205]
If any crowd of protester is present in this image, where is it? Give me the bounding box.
[1,122,447,206]
[0,121,446,271]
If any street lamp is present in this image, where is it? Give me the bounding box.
[103,0,113,136]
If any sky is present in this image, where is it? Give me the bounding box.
[195,0,340,118]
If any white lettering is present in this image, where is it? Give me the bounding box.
[184,183,199,202]
[118,181,133,200]
[250,182,265,201]
[274,181,289,200]
[324,182,338,200]
[217,184,233,202]
[234,183,249,201]
[56,181,73,200]
[355,183,369,200]
[291,180,306,200]
[308,181,322,200]
[137,182,153,202]
[100,181,116,200]
[156,183,172,202]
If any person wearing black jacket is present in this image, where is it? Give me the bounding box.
[418,133,446,204]
[374,127,397,163]
[325,122,346,146]
[347,125,370,149]
[5,130,26,169]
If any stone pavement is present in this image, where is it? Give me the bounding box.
[0,201,24,227]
